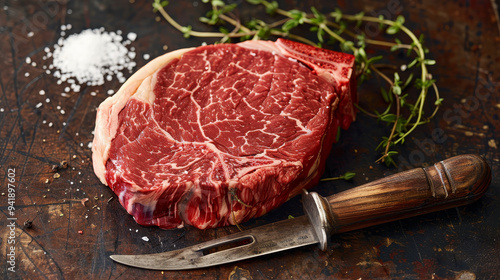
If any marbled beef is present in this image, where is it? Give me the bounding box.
[92,39,356,229]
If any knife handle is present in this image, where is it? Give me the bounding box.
[323,154,491,234]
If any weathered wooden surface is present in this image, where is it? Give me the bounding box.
[0,0,499,279]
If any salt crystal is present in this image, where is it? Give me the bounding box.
[45,98,50,103]
[0,108,4,112]
[31,62,37,67]
[35,102,43,108]
[90,91,97,96]
[87,142,93,148]
[24,72,30,77]
[48,122,53,127]
[27,31,34,37]
[26,57,31,64]
[107,89,114,95]
[127,32,137,41]
[142,236,149,242]
[60,109,65,115]
[57,105,61,110]
[39,90,45,95]
[143,54,150,60]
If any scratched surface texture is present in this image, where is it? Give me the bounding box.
[0,0,499,279]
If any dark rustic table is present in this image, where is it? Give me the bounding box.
[1,0,499,279]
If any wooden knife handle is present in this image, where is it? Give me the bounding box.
[324,154,491,234]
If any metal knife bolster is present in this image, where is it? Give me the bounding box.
[302,190,335,251]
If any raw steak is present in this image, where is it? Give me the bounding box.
[92,39,356,229]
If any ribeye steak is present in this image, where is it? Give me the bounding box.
[92,39,356,229]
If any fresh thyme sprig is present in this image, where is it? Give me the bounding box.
[152,0,441,166]
[321,172,356,181]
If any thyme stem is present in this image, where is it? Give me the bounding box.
[155,3,223,37]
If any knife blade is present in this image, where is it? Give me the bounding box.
[110,154,491,270]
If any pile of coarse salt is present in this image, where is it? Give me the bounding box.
[42,26,137,91]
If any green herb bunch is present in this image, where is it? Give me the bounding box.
[152,0,441,167]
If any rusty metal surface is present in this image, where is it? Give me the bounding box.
[0,0,499,279]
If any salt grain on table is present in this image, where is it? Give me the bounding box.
[127,32,137,41]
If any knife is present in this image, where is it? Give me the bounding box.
[110,154,491,270]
